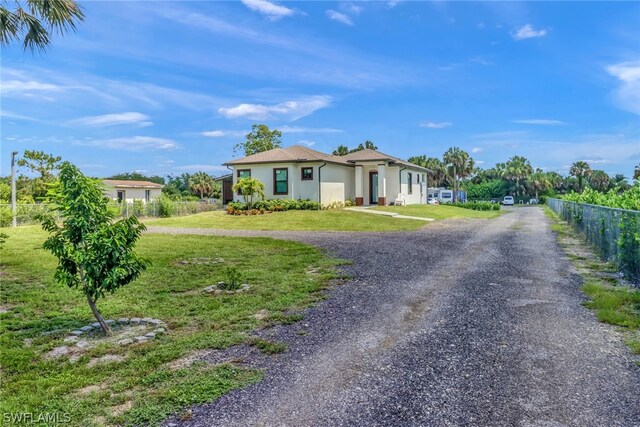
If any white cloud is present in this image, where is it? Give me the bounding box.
[1,79,61,94]
[511,24,548,40]
[0,110,39,122]
[341,2,363,15]
[326,10,353,26]
[606,61,640,115]
[387,0,403,8]
[241,0,296,19]
[513,119,565,125]
[81,136,180,151]
[68,112,152,127]
[471,147,483,153]
[297,140,316,147]
[201,130,227,138]
[420,121,452,129]
[219,95,332,121]
[280,125,343,134]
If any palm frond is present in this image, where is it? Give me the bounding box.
[26,0,84,34]
[0,6,21,45]
[15,7,50,52]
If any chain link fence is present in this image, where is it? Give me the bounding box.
[0,200,221,227]
[547,198,640,284]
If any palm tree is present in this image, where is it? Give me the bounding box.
[1,0,84,52]
[332,145,349,156]
[502,156,533,197]
[634,164,640,181]
[188,172,215,199]
[569,160,592,193]
[611,174,631,193]
[588,170,610,192]
[528,172,551,200]
[443,147,474,202]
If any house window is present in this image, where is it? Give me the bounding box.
[237,169,251,194]
[117,190,126,203]
[301,167,313,181]
[273,168,288,195]
[407,173,413,194]
[145,190,151,202]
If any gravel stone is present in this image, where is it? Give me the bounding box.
[130,318,141,325]
[145,332,156,339]
[80,325,93,332]
[118,338,134,346]
[70,330,83,336]
[63,336,78,343]
[91,322,101,328]
[133,336,148,343]
[118,318,129,324]
[141,317,153,324]
[75,340,90,349]
[153,208,640,427]
[105,319,115,324]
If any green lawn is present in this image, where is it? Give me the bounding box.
[0,226,342,426]
[373,204,503,220]
[146,209,425,231]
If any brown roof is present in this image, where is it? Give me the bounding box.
[103,180,164,189]
[342,149,431,172]
[224,145,430,172]
[223,145,352,166]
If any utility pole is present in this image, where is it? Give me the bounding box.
[11,151,18,227]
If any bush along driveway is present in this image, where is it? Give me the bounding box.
[159,207,640,427]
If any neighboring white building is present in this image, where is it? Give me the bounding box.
[224,145,430,206]
[103,180,164,203]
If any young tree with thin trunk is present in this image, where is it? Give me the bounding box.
[232,177,265,209]
[39,162,148,334]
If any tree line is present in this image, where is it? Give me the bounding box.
[408,148,639,201]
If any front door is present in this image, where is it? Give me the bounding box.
[369,172,378,205]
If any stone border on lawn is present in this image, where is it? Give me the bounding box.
[204,282,251,295]
[64,317,168,348]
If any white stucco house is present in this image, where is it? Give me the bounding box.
[103,180,164,203]
[223,145,430,206]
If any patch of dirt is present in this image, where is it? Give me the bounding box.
[109,400,133,416]
[76,382,108,396]
[168,349,217,370]
[254,309,269,321]
[87,354,126,368]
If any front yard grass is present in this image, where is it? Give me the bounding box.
[373,204,503,220]
[146,209,424,231]
[544,206,640,357]
[0,226,341,426]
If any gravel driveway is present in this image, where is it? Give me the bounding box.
[152,207,640,427]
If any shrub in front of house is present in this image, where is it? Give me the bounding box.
[227,199,321,213]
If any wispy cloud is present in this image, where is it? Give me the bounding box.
[201,130,247,138]
[67,112,152,127]
[297,140,316,147]
[511,24,548,40]
[386,0,403,8]
[241,0,296,19]
[280,125,342,133]
[219,96,332,121]
[606,61,640,115]
[1,79,61,94]
[420,121,452,129]
[513,119,565,125]
[0,110,40,122]
[80,136,180,151]
[471,147,483,153]
[341,2,363,15]
[326,10,354,26]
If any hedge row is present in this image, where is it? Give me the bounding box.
[449,201,501,211]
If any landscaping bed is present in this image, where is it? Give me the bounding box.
[0,226,341,426]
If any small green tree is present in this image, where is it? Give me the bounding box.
[235,124,282,156]
[39,162,148,334]
[232,177,265,209]
[188,172,215,199]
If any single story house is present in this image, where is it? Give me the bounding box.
[223,145,430,206]
[214,173,234,205]
[103,180,164,203]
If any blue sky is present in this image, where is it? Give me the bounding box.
[1,0,639,178]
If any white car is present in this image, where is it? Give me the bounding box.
[502,196,514,206]
[427,197,439,205]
